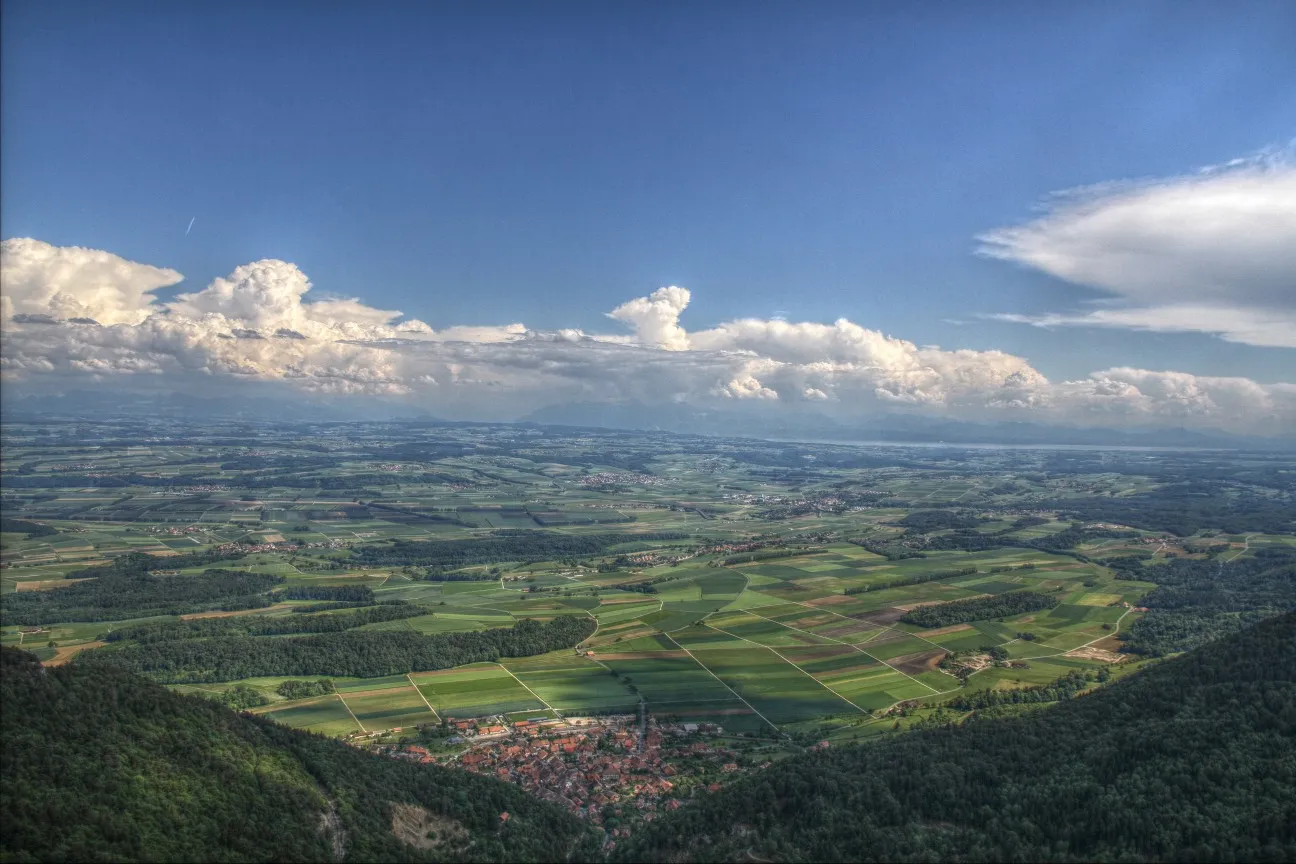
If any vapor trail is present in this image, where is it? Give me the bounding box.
[185,217,196,236]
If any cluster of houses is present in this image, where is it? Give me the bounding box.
[695,540,780,557]
[213,540,302,554]
[394,714,751,841]
[213,537,352,555]
[578,472,667,488]
[720,492,809,505]
[619,552,676,566]
[722,491,886,513]
[585,502,668,510]
[148,525,207,536]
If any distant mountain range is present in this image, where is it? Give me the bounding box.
[520,400,1295,450]
[4,389,1292,450]
[0,389,406,423]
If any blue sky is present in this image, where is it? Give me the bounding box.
[2,1,1294,432]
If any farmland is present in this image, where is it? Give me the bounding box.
[3,418,1294,745]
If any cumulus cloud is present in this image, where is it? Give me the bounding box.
[0,239,440,394]
[716,374,779,401]
[979,148,1296,347]
[607,286,692,350]
[0,237,183,326]
[1053,368,1296,432]
[3,236,1293,436]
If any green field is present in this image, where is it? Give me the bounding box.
[409,664,545,718]
[340,686,437,731]
[255,695,360,736]
[502,654,639,713]
[689,646,860,724]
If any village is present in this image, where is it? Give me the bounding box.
[578,472,668,488]
[385,712,767,849]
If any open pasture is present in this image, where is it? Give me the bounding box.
[340,687,437,731]
[597,654,736,704]
[409,664,544,718]
[790,649,935,709]
[705,611,836,648]
[502,653,638,713]
[688,646,860,724]
[254,695,360,736]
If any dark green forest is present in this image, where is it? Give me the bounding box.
[0,647,599,863]
[0,563,280,625]
[1119,547,1296,656]
[351,531,687,568]
[102,603,425,644]
[721,548,823,565]
[275,584,376,603]
[898,510,987,532]
[899,590,1057,628]
[915,523,1132,555]
[81,615,597,682]
[945,669,1098,711]
[618,612,1296,862]
[0,517,58,538]
[1044,487,1295,536]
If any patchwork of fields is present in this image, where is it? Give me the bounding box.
[121,542,1151,737]
[5,421,1287,742]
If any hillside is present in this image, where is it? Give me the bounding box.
[618,612,1296,862]
[0,647,598,863]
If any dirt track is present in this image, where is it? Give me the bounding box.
[1065,646,1126,663]
[889,649,947,676]
[592,650,689,660]
[42,641,105,666]
[918,623,973,637]
[181,603,292,620]
[805,594,855,606]
[15,578,95,592]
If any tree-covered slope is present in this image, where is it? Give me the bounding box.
[619,612,1296,863]
[80,615,597,682]
[0,647,597,863]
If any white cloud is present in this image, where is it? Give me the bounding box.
[3,237,1293,436]
[987,305,1296,349]
[1054,368,1296,432]
[716,374,779,400]
[0,237,182,326]
[607,286,692,350]
[979,149,1296,347]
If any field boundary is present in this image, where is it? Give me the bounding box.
[498,663,562,717]
[335,693,367,733]
[406,673,442,722]
[662,633,781,733]
[701,621,867,715]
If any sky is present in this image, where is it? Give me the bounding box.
[2,1,1294,435]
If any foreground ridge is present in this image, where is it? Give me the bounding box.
[0,646,600,863]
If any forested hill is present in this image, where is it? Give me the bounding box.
[618,612,1296,863]
[81,615,597,682]
[0,647,599,863]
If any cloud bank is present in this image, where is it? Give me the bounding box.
[3,236,1293,436]
[979,148,1296,347]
